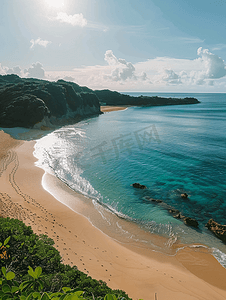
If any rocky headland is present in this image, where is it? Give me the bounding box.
[94,89,200,106]
[0,74,200,128]
[0,75,101,128]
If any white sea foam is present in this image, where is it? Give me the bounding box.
[212,248,226,268]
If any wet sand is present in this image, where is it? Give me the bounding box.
[1,130,226,300]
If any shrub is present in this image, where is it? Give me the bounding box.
[0,218,131,300]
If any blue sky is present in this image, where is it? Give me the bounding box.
[1,0,226,92]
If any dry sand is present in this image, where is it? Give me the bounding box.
[101,106,129,112]
[1,129,226,300]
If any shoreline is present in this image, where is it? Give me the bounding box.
[100,106,130,112]
[1,130,226,299]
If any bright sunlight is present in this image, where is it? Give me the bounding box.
[45,0,64,8]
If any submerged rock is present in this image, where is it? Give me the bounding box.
[206,219,226,243]
[143,196,198,227]
[168,208,185,219]
[184,217,199,228]
[181,193,188,198]
[143,196,162,203]
[132,183,147,189]
[150,198,163,203]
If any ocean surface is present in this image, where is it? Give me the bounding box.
[33,93,226,266]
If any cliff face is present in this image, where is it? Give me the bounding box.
[0,75,101,128]
[0,74,200,129]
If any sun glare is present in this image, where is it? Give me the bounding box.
[46,0,64,8]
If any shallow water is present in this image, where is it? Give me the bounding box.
[34,92,226,266]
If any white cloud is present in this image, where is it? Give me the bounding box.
[0,63,6,75]
[30,37,51,49]
[161,69,181,85]
[24,62,45,79]
[134,47,226,87]
[45,48,226,92]
[3,47,222,92]
[55,12,87,27]
[104,50,118,66]
[6,66,22,76]
[104,50,148,82]
[140,71,148,81]
[212,44,226,51]
[63,76,75,82]
[197,47,226,79]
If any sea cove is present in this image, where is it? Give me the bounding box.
[34,92,226,265]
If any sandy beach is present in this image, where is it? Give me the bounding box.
[101,106,129,112]
[1,129,226,300]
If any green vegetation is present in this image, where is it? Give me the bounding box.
[0,217,132,300]
[0,263,121,299]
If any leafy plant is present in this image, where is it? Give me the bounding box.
[0,219,132,299]
[0,266,126,300]
[0,265,86,299]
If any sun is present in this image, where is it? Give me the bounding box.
[45,0,64,8]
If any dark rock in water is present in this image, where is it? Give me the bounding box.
[181,193,188,198]
[173,212,185,219]
[184,217,199,228]
[143,195,199,228]
[151,198,163,203]
[132,183,147,189]
[168,208,185,219]
[143,196,162,203]
[168,208,180,215]
[206,219,226,243]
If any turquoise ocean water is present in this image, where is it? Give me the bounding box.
[34,93,226,266]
